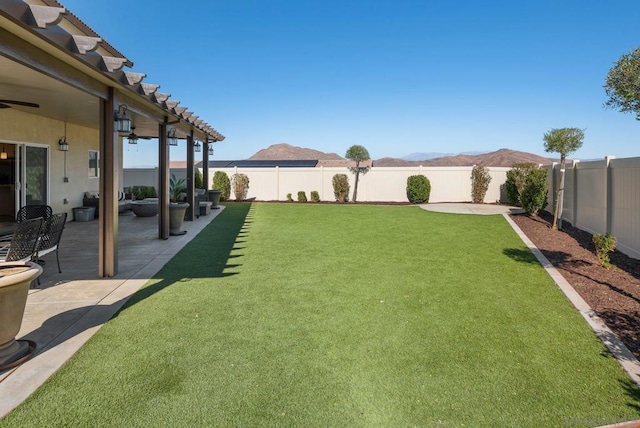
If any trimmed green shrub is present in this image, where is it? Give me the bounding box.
[332,174,350,203]
[127,185,157,200]
[297,191,307,202]
[520,168,548,216]
[195,169,204,189]
[593,233,617,268]
[231,173,250,201]
[212,171,231,201]
[406,175,431,204]
[310,191,320,202]
[471,165,492,203]
[505,162,538,206]
[286,193,293,202]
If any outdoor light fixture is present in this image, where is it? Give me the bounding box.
[127,126,139,145]
[208,145,214,156]
[114,104,132,133]
[167,128,178,146]
[194,141,201,152]
[58,136,69,151]
[0,144,7,160]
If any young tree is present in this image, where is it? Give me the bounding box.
[543,127,584,230]
[604,47,640,119]
[345,145,371,202]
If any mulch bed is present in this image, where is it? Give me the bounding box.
[510,211,640,360]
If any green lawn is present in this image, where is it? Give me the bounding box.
[2,203,639,427]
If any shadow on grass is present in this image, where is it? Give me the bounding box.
[124,202,253,308]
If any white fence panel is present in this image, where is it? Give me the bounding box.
[610,157,640,259]
[575,159,608,235]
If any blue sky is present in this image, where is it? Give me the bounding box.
[62,0,640,166]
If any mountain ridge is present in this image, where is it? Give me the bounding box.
[248,143,556,167]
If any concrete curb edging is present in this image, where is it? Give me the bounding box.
[503,213,640,388]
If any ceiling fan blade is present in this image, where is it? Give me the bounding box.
[0,103,10,109]
[0,99,40,108]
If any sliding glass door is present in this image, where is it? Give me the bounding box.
[19,144,49,206]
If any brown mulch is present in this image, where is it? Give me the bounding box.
[510,211,640,361]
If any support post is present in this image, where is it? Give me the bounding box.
[158,121,170,239]
[185,130,195,221]
[98,88,119,277]
[203,138,209,191]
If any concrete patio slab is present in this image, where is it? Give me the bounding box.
[421,202,524,215]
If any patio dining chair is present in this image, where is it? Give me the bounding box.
[34,212,67,275]
[0,217,43,263]
[16,205,53,224]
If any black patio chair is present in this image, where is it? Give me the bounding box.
[34,212,67,275]
[16,205,53,224]
[0,217,43,263]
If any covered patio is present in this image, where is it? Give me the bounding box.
[0,207,225,416]
[0,0,224,277]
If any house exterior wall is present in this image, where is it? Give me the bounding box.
[0,109,100,217]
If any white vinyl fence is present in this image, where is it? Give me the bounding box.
[124,166,510,204]
[544,156,640,259]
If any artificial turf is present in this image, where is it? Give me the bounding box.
[2,203,639,427]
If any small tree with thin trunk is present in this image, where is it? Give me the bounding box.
[604,46,640,119]
[345,145,371,202]
[543,127,584,230]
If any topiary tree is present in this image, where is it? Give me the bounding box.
[297,191,307,202]
[543,127,584,230]
[406,175,431,204]
[310,191,320,202]
[471,165,492,204]
[194,169,204,189]
[505,162,538,206]
[520,168,548,216]
[345,145,371,202]
[604,46,640,119]
[231,173,250,201]
[212,171,230,201]
[332,174,350,203]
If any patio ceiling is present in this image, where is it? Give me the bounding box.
[0,0,224,142]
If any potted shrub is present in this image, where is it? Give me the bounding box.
[169,174,189,236]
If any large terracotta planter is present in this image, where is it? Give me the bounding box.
[0,261,42,370]
[169,202,189,236]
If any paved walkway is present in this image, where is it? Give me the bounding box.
[421,202,524,215]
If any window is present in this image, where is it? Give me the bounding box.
[89,150,99,178]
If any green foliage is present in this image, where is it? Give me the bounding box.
[406,175,431,204]
[231,173,250,201]
[345,144,371,202]
[127,186,157,200]
[286,193,293,202]
[169,174,186,202]
[310,191,320,202]
[471,165,492,203]
[593,233,617,268]
[332,174,350,203]
[604,46,640,119]
[520,169,548,216]
[505,163,538,206]
[212,171,231,201]
[543,128,584,160]
[297,191,307,202]
[194,169,204,189]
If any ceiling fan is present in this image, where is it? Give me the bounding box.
[0,99,40,109]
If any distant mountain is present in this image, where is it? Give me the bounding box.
[402,151,487,161]
[247,145,555,168]
[249,143,342,160]
[375,149,555,167]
